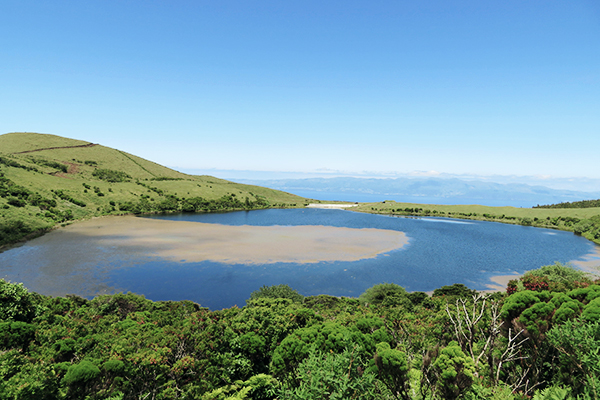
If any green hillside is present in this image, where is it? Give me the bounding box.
[0,132,307,248]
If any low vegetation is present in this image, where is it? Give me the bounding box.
[1,263,599,399]
[535,199,600,209]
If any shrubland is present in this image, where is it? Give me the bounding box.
[1,263,599,399]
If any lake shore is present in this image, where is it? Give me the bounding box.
[570,245,600,274]
[306,203,358,209]
[485,273,522,291]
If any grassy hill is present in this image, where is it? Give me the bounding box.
[0,132,307,248]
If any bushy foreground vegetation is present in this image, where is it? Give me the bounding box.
[1,264,599,399]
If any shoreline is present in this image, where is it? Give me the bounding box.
[484,273,522,292]
[570,245,600,275]
[306,203,358,209]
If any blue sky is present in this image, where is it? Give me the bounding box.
[1,1,599,183]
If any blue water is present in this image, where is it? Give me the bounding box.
[1,208,597,310]
[128,208,595,309]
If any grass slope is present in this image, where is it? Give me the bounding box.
[0,132,307,248]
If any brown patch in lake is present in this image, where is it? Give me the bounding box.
[54,216,409,265]
[484,273,522,292]
[570,245,600,275]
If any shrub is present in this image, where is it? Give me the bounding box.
[277,348,377,399]
[359,283,408,305]
[63,360,100,385]
[92,169,131,183]
[7,197,26,207]
[432,341,476,400]
[248,284,304,304]
[522,275,549,292]
[432,283,475,298]
[368,342,411,399]
[0,280,39,322]
[0,321,36,350]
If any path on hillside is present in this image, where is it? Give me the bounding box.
[13,143,98,154]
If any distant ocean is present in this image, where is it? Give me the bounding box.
[286,190,543,208]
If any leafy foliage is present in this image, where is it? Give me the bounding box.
[278,348,378,400]
[433,284,476,298]
[92,169,132,182]
[368,342,411,400]
[431,341,476,400]
[0,280,39,322]
[359,283,410,307]
[248,284,304,304]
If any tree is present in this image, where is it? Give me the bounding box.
[359,283,411,308]
[368,342,411,400]
[431,341,476,400]
[0,280,39,322]
[248,284,304,304]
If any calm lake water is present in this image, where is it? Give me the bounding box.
[1,208,598,310]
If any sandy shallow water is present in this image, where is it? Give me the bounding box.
[53,216,409,264]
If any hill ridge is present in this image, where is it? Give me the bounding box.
[13,142,98,154]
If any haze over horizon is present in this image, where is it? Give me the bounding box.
[2,1,599,187]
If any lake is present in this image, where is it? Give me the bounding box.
[1,208,598,310]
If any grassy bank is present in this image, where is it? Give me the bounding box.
[352,200,600,245]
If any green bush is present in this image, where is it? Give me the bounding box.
[92,169,131,183]
[277,348,378,399]
[248,284,304,304]
[359,283,409,306]
[432,341,476,400]
[0,280,39,322]
[63,360,101,385]
[368,342,411,399]
[0,321,36,350]
[432,283,476,298]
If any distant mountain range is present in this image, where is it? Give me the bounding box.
[233,177,600,207]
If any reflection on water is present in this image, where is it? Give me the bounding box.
[419,218,474,225]
[1,208,598,310]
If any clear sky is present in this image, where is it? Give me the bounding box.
[1,1,599,182]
